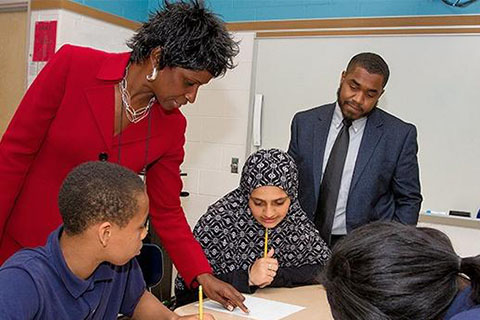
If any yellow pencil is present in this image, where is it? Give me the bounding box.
[264,228,269,258]
[199,285,203,320]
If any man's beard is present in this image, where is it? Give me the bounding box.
[336,85,377,119]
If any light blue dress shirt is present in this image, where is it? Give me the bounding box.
[321,103,367,235]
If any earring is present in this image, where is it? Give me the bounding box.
[146,67,158,81]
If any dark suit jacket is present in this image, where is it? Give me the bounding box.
[288,103,422,233]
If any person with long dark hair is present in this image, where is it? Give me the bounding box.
[0,0,246,311]
[323,221,480,320]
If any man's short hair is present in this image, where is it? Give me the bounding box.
[127,0,239,78]
[58,161,145,235]
[346,52,390,87]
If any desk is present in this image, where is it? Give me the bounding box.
[419,214,480,229]
[175,285,333,319]
[418,214,480,257]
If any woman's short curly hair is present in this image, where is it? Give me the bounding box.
[127,0,239,78]
[58,161,145,235]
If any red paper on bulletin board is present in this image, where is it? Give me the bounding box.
[33,21,57,62]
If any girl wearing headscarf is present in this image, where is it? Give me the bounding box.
[175,148,331,305]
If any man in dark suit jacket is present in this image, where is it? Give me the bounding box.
[288,52,422,246]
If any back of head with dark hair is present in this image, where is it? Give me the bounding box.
[58,161,145,235]
[127,0,239,78]
[346,52,390,88]
[323,221,480,320]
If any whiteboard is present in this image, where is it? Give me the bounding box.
[251,34,480,216]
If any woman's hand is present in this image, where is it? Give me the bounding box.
[196,273,249,313]
[248,248,278,288]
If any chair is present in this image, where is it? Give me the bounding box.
[117,244,163,319]
[136,243,163,290]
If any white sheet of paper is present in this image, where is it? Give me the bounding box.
[199,295,305,320]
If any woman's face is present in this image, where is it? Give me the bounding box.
[249,186,291,228]
[153,66,213,111]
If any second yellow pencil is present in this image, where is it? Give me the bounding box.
[199,285,203,320]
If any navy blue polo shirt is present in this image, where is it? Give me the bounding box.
[444,286,480,320]
[0,226,146,319]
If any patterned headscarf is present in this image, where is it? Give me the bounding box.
[178,149,330,287]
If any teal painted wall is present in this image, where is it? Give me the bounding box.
[72,0,480,23]
[209,0,480,22]
[71,0,149,22]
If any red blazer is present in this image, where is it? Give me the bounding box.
[0,45,211,284]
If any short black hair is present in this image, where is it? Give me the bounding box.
[58,161,145,235]
[323,221,480,320]
[346,52,390,87]
[127,0,239,78]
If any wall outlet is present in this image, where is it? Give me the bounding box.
[230,157,239,174]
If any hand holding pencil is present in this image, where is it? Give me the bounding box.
[248,247,278,288]
[176,286,214,320]
[173,285,216,320]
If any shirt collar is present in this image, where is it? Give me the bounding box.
[96,51,132,81]
[334,102,367,133]
[47,226,114,299]
[444,286,475,319]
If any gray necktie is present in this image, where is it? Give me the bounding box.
[315,118,352,246]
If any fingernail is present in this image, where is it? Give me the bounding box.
[227,305,234,311]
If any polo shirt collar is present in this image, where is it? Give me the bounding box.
[47,226,115,299]
[444,286,475,319]
[96,51,132,81]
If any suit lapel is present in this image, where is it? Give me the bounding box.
[312,103,335,197]
[84,51,167,150]
[85,87,167,148]
[83,51,129,151]
[350,108,384,191]
[85,85,116,151]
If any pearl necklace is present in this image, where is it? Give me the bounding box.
[119,64,156,123]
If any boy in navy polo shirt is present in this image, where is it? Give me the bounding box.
[0,161,213,320]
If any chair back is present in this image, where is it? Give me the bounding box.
[137,243,163,289]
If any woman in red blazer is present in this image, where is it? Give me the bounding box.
[0,0,247,312]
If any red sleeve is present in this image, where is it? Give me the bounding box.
[0,45,74,241]
[145,119,211,287]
